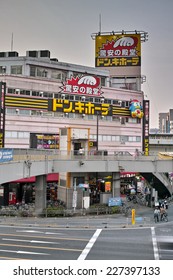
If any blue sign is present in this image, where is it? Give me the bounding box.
[0,149,13,162]
[108,197,122,207]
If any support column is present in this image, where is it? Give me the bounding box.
[2,183,9,206]
[112,172,121,197]
[35,175,46,216]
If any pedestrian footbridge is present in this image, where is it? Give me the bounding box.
[0,149,173,196]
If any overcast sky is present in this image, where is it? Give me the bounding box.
[0,0,173,128]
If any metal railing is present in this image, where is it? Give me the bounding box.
[4,148,162,163]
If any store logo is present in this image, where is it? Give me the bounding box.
[99,36,139,57]
[60,75,103,96]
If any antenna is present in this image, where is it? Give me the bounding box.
[11,32,13,51]
[99,14,101,33]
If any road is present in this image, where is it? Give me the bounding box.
[0,204,173,260]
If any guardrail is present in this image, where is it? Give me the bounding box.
[0,148,163,163]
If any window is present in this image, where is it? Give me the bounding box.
[128,117,137,123]
[7,88,15,94]
[136,136,141,142]
[30,66,36,77]
[120,136,128,143]
[6,108,16,115]
[112,135,120,141]
[51,70,67,81]
[103,135,111,141]
[36,68,47,78]
[30,66,49,78]
[100,77,106,86]
[88,115,94,120]
[0,66,6,74]
[129,136,136,142]
[19,110,30,116]
[69,95,74,100]
[18,132,29,138]
[11,65,22,75]
[5,131,17,138]
[43,92,53,98]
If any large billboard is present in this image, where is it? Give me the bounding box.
[95,34,141,68]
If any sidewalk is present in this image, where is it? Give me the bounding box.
[0,203,154,229]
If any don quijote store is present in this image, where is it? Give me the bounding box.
[0,30,149,207]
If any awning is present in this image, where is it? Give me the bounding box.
[10,173,59,183]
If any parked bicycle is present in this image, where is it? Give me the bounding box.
[120,202,132,217]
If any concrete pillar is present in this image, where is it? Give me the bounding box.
[35,175,46,216]
[112,172,121,197]
[1,183,9,206]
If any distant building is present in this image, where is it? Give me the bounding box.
[159,112,170,133]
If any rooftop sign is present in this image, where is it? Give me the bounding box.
[95,33,141,68]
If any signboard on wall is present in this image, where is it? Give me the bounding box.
[0,82,6,148]
[48,99,110,116]
[0,149,13,162]
[142,100,149,156]
[95,33,141,68]
[30,133,59,149]
[60,75,103,97]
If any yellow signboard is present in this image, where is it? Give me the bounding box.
[95,34,141,67]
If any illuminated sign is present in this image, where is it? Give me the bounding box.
[142,100,149,156]
[60,75,103,96]
[36,135,59,149]
[95,34,141,67]
[30,133,59,149]
[48,99,110,116]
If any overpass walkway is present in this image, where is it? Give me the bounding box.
[0,149,173,196]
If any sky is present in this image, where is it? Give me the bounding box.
[0,0,173,129]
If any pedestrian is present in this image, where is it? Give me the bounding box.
[160,206,167,221]
[164,200,168,210]
[154,207,160,222]
[133,148,139,160]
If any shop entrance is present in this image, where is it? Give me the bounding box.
[73,142,82,155]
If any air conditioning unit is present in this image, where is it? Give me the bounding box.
[39,50,50,58]
[26,50,38,57]
[7,51,19,57]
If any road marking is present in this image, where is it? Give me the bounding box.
[16,230,44,233]
[78,228,102,260]
[151,227,159,260]
[0,233,88,241]
[0,249,49,255]
[2,238,60,244]
[0,243,81,252]
[16,230,63,235]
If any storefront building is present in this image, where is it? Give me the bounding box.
[0,30,149,205]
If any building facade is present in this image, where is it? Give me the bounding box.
[0,49,145,154]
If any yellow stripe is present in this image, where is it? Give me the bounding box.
[5,96,48,109]
[0,243,82,252]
